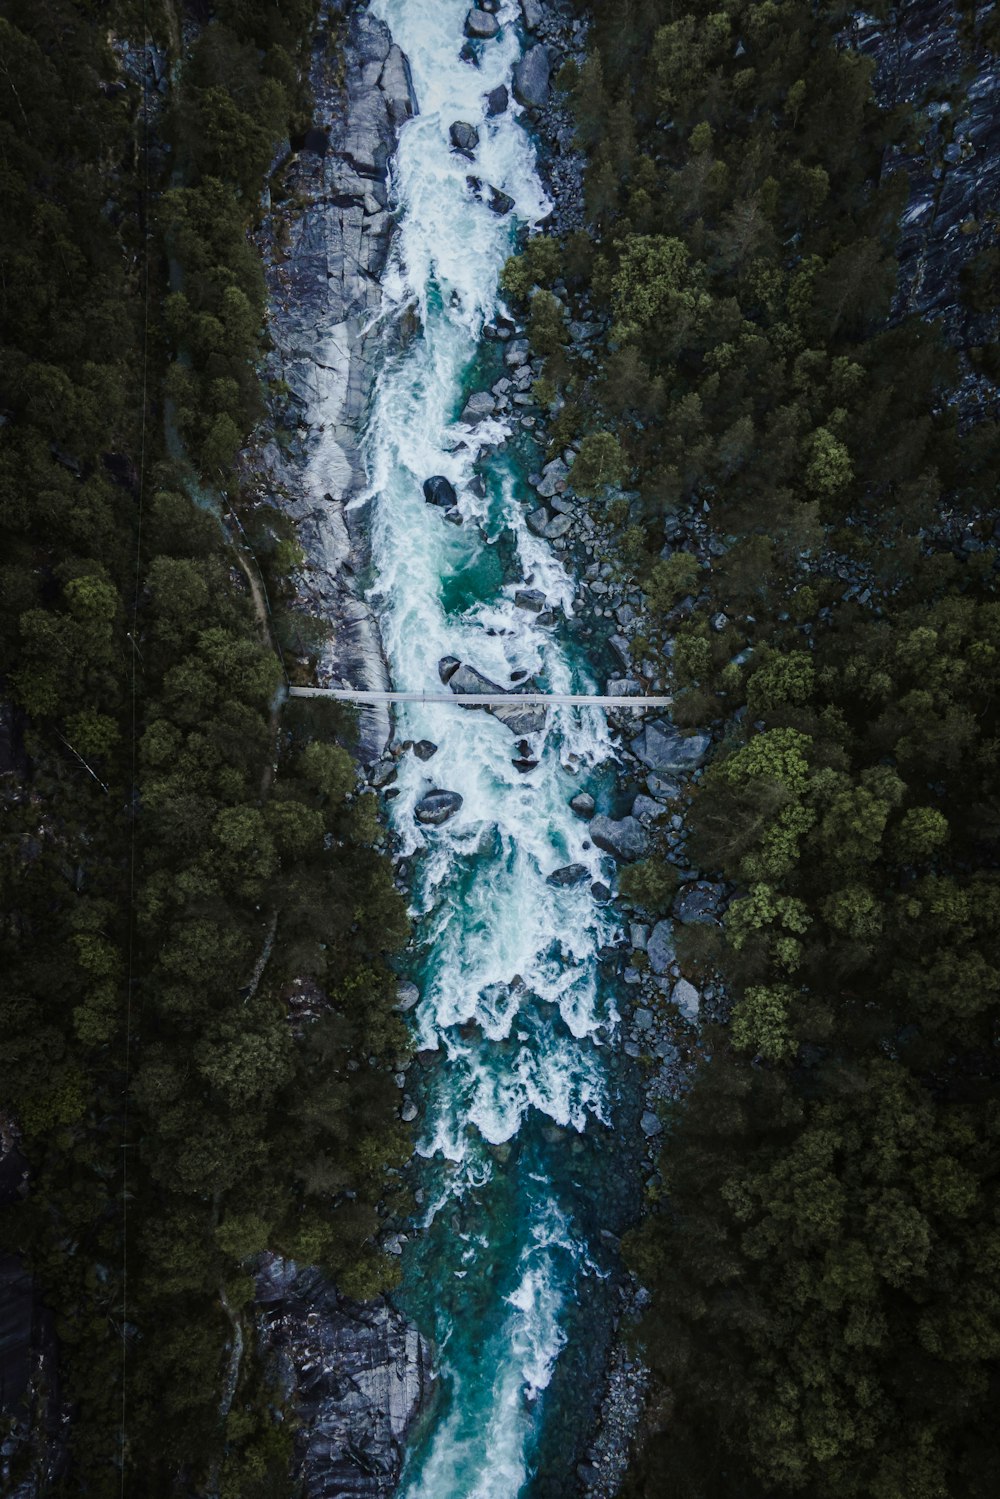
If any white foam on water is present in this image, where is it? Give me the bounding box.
[341,1,622,1493]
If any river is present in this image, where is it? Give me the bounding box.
[351,3,637,1492]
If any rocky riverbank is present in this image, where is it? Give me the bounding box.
[248,1,417,764]
[244,6,430,1491]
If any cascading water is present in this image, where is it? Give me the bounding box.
[346,3,637,1492]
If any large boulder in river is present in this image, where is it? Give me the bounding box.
[630,721,710,775]
[423,475,458,507]
[449,120,480,154]
[547,864,590,888]
[460,390,496,424]
[447,660,547,735]
[486,83,509,115]
[520,0,544,30]
[513,44,550,108]
[489,186,516,216]
[590,814,650,863]
[414,789,463,826]
[465,8,500,40]
[570,791,596,819]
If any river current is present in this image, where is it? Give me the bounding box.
[351,3,636,1492]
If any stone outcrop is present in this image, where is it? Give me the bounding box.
[513,43,551,108]
[257,1257,430,1498]
[851,2,1000,422]
[252,6,418,762]
[440,657,548,735]
[414,789,464,825]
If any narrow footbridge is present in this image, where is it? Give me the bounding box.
[288,686,671,708]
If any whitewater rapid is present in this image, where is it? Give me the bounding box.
[353,3,622,1492]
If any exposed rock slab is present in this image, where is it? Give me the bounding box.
[257,1256,429,1498]
[252,6,418,762]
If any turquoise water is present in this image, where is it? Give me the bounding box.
[350,3,639,1492]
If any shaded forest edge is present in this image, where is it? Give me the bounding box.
[502,0,1000,1495]
[0,2,412,1495]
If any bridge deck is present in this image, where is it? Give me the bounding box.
[288,687,671,708]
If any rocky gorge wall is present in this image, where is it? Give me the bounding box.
[250,1,418,763]
[244,7,429,1495]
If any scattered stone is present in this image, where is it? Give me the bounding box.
[547,864,591,888]
[486,83,508,115]
[371,758,397,788]
[646,773,681,801]
[673,978,700,1019]
[634,1007,654,1032]
[630,922,650,951]
[590,814,650,863]
[711,611,728,632]
[631,794,665,823]
[631,721,711,775]
[449,120,480,154]
[519,0,543,29]
[513,43,550,108]
[673,881,726,925]
[396,981,420,1012]
[647,921,675,975]
[514,588,546,612]
[641,1110,662,1137]
[414,789,463,825]
[464,8,499,40]
[608,633,632,671]
[535,457,570,497]
[412,740,438,761]
[423,474,457,506]
[401,1096,418,1123]
[570,791,596,819]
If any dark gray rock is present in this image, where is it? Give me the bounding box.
[489,185,516,215]
[591,881,612,902]
[536,457,570,497]
[514,588,546,612]
[513,43,550,108]
[570,791,596,819]
[485,83,509,115]
[547,863,591,888]
[465,8,500,40]
[412,739,438,760]
[630,721,711,775]
[590,814,650,864]
[414,789,463,825]
[460,390,496,424]
[520,0,543,31]
[449,120,480,154]
[395,981,420,1012]
[640,1110,662,1138]
[673,881,726,926]
[438,656,461,684]
[445,660,547,735]
[631,794,666,823]
[673,978,700,1019]
[256,1255,428,1499]
[423,475,458,507]
[527,506,573,540]
[647,920,675,976]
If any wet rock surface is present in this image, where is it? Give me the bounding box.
[256,1256,429,1498]
[250,4,418,762]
